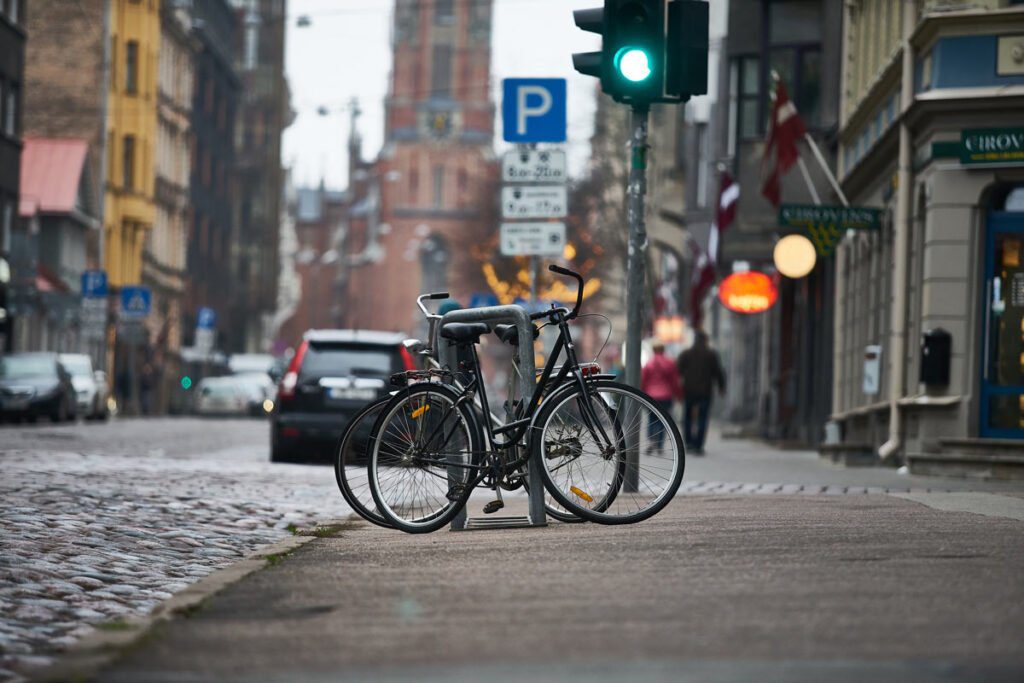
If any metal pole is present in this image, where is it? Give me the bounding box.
[624,105,649,389]
[623,105,649,494]
[796,156,821,205]
[529,255,538,304]
[803,133,850,207]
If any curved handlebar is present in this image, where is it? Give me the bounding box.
[427,291,450,300]
[548,265,585,320]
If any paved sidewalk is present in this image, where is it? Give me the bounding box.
[94,493,1024,682]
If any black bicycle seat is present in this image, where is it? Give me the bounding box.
[440,322,491,345]
[493,323,539,347]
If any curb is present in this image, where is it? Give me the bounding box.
[31,518,355,683]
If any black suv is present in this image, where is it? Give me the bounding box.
[270,330,415,463]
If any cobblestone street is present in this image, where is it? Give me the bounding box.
[0,418,351,681]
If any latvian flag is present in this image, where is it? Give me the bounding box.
[761,78,807,207]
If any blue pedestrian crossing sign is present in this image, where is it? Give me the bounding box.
[196,307,217,329]
[502,78,567,143]
[120,286,151,319]
[81,270,108,298]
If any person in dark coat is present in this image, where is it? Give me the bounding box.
[676,331,725,455]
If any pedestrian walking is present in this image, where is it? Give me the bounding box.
[676,331,725,455]
[640,342,683,452]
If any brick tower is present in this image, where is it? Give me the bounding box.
[342,0,498,334]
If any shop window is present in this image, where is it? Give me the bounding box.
[432,165,444,208]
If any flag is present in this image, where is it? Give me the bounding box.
[761,79,807,207]
[690,172,739,329]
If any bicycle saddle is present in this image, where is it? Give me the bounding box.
[493,323,539,347]
[439,322,491,345]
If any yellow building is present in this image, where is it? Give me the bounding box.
[105,0,160,287]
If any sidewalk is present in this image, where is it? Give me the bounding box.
[85,488,1024,682]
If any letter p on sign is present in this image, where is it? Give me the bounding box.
[502,78,566,144]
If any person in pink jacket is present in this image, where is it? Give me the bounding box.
[640,342,683,452]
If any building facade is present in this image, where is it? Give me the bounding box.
[706,0,843,445]
[0,0,26,352]
[341,0,498,334]
[144,1,195,412]
[830,0,1024,472]
[184,0,239,351]
[230,0,290,353]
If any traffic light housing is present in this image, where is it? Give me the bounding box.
[573,0,709,105]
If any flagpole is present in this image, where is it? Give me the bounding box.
[795,156,821,206]
[803,133,849,208]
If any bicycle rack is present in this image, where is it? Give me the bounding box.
[438,305,547,531]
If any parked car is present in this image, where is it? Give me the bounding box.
[232,372,278,417]
[0,353,78,423]
[59,354,109,420]
[195,377,250,417]
[270,330,415,463]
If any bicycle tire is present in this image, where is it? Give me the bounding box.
[368,383,483,534]
[535,379,684,525]
[334,397,393,529]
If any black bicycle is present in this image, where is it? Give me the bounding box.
[366,265,685,534]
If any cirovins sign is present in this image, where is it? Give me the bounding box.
[718,271,778,314]
[961,128,1024,166]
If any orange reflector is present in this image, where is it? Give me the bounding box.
[570,486,594,503]
[411,404,430,419]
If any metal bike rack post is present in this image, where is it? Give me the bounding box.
[438,305,547,531]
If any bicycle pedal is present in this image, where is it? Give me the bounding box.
[482,499,505,514]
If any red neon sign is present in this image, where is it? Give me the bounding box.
[718,271,778,313]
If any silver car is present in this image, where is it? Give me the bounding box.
[59,354,109,420]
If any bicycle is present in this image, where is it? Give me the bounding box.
[367,265,685,534]
[334,292,585,528]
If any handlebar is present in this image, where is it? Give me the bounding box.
[416,291,450,318]
[548,264,585,320]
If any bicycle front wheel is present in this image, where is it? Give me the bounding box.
[368,383,482,534]
[535,379,684,525]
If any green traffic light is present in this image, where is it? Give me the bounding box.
[615,47,652,82]
[181,376,192,390]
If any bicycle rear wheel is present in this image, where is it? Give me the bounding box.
[535,379,684,525]
[334,397,392,528]
[368,383,482,534]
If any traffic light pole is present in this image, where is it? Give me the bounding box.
[623,104,649,493]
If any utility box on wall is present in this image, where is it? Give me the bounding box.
[920,328,952,386]
[863,345,882,395]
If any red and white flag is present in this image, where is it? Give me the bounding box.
[690,172,738,328]
[761,79,807,207]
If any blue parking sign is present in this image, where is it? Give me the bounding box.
[81,270,108,298]
[196,307,217,329]
[120,286,151,318]
[502,78,567,143]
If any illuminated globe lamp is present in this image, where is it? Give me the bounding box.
[773,234,817,279]
[615,47,652,82]
[718,271,778,314]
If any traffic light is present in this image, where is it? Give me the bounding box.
[573,0,709,105]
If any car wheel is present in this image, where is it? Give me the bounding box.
[51,399,67,423]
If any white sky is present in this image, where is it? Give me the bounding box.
[282,0,603,190]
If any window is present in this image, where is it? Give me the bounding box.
[244,22,259,70]
[695,123,709,208]
[431,45,453,98]
[125,41,139,94]
[435,0,454,26]
[3,84,16,137]
[122,135,135,190]
[5,0,19,24]
[769,0,821,44]
[2,198,12,254]
[432,165,444,208]
[767,0,821,129]
[110,38,117,90]
[733,56,761,141]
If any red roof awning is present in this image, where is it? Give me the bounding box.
[19,138,89,217]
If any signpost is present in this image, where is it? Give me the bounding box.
[500,222,567,257]
[501,186,568,219]
[500,77,569,304]
[778,204,883,256]
[80,270,108,342]
[194,307,217,357]
[119,285,151,415]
